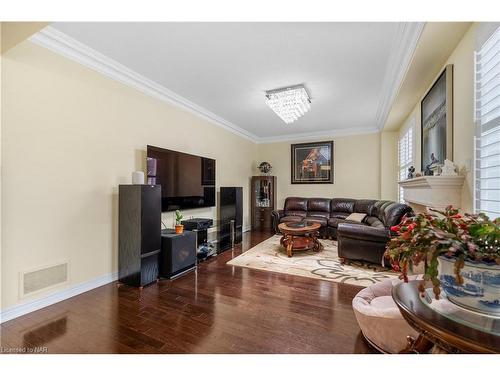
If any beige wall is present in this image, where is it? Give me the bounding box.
[0,23,3,312]
[380,131,398,201]
[258,133,381,207]
[1,40,258,310]
[392,24,475,212]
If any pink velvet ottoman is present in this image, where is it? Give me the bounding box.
[352,277,418,353]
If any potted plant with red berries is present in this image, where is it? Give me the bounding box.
[385,206,500,316]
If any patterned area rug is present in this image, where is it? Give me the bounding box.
[227,235,397,287]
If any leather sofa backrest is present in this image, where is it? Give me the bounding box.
[307,198,331,219]
[379,202,414,227]
[284,197,308,216]
[331,198,356,214]
[278,197,412,228]
[353,199,376,214]
[370,200,393,221]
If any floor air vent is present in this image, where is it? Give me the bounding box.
[21,262,68,297]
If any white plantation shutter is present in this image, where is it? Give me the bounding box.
[398,120,415,203]
[474,24,500,219]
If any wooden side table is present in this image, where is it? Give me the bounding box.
[392,281,500,353]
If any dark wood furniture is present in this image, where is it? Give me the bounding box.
[219,187,243,250]
[277,222,323,257]
[251,176,277,231]
[392,281,500,353]
[118,184,161,287]
[160,229,197,279]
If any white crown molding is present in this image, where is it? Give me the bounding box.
[0,272,118,323]
[374,22,425,131]
[29,24,423,144]
[258,126,379,144]
[29,26,260,143]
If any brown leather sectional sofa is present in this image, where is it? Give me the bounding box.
[271,197,413,265]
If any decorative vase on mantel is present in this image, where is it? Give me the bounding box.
[438,256,500,316]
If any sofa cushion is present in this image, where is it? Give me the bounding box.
[364,216,385,229]
[337,223,390,242]
[305,216,328,227]
[280,215,304,223]
[330,211,349,219]
[345,213,367,223]
[370,295,398,311]
[307,198,331,214]
[327,217,347,228]
[383,202,414,227]
[353,199,377,214]
[331,198,356,213]
[283,211,307,218]
[284,197,308,214]
[307,211,330,219]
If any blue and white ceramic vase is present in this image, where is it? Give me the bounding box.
[438,256,500,316]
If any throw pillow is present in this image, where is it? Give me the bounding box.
[345,213,367,223]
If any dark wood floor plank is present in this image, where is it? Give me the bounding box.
[1,230,376,354]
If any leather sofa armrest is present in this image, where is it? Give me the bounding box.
[337,223,390,242]
[271,210,284,234]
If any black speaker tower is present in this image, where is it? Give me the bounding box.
[118,184,161,287]
[219,187,243,251]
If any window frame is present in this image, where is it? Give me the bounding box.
[473,25,500,219]
[398,117,416,203]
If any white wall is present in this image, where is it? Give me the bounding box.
[380,131,398,201]
[258,133,381,207]
[1,40,257,310]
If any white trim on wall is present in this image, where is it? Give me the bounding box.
[29,26,259,143]
[30,24,424,144]
[0,272,118,323]
[375,23,425,131]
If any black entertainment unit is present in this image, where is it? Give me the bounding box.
[160,229,197,279]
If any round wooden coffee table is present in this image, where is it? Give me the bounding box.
[278,221,323,257]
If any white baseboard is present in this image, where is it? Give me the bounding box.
[0,272,118,323]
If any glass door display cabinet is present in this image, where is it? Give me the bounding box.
[251,176,277,231]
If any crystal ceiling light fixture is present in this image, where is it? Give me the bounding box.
[265,84,311,124]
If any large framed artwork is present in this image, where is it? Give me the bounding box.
[421,64,453,172]
[291,141,334,184]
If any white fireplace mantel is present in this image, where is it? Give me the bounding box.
[398,175,465,212]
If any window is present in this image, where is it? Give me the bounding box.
[474,25,500,219]
[398,120,415,203]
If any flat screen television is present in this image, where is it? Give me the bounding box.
[146,145,216,212]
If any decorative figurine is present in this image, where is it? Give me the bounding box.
[424,164,434,176]
[430,153,439,165]
[258,161,272,175]
[407,166,415,179]
[441,159,458,176]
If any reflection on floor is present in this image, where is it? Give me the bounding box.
[0,231,376,353]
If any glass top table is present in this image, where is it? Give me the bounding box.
[421,288,500,336]
[392,281,500,353]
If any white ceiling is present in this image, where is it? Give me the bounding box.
[40,22,423,142]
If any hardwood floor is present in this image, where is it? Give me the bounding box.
[0,231,376,354]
